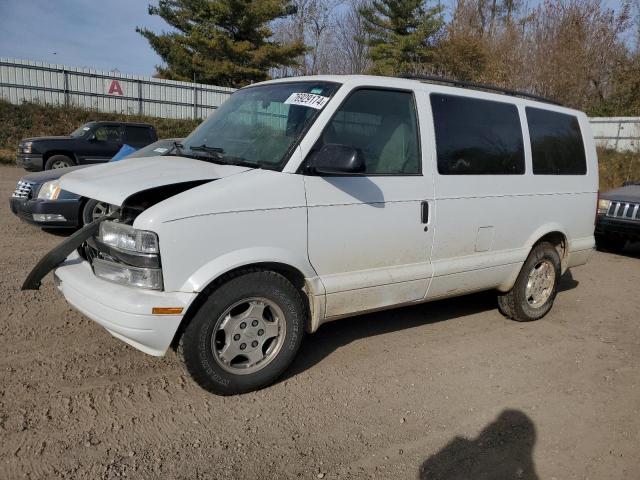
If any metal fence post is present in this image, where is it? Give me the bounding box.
[193,85,198,119]
[137,80,143,116]
[63,69,69,107]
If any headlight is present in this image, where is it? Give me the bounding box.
[99,221,159,254]
[94,221,162,289]
[92,258,163,290]
[597,198,611,215]
[37,180,61,200]
[22,142,33,154]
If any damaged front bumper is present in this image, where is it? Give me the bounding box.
[54,252,195,356]
[22,215,196,356]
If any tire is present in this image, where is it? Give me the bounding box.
[180,270,306,395]
[44,154,74,170]
[82,199,112,225]
[497,242,561,322]
[595,234,627,253]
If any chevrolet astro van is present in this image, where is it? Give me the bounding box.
[24,75,598,395]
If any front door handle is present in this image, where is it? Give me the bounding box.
[421,201,429,224]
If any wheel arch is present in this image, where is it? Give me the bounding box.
[533,230,568,267]
[43,150,78,164]
[170,258,324,350]
[498,226,569,292]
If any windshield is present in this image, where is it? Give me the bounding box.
[70,124,92,137]
[180,81,340,170]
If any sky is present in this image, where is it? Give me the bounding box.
[0,0,166,75]
[0,0,634,77]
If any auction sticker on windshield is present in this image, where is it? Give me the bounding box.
[284,92,329,109]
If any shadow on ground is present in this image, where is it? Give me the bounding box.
[619,241,640,259]
[284,271,579,380]
[418,409,539,480]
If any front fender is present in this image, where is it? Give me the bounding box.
[180,247,324,296]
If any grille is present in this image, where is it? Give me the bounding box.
[11,180,34,199]
[606,201,640,221]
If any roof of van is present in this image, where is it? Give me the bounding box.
[255,74,582,113]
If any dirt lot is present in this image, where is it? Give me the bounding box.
[0,164,639,480]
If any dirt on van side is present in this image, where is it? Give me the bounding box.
[1,164,639,480]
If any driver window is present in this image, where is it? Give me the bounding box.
[93,126,122,142]
[317,89,420,175]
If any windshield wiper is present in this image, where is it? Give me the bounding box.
[189,144,225,158]
[187,144,260,169]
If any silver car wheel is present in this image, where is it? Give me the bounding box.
[211,297,286,375]
[52,160,69,169]
[525,259,555,308]
[91,202,111,221]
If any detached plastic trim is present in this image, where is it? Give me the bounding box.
[21,212,117,290]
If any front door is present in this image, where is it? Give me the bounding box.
[303,88,435,318]
[79,125,123,163]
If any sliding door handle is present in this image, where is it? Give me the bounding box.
[421,201,429,224]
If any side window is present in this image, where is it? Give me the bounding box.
[526,107,586,175]
[93,126,122,143]
[125,126,153,145]
[431,94,524,175]
[316,89,420,174]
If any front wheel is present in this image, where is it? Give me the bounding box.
[497,242,561,322]
[82,199,114,225]
[45,154,74,170]
[180,270,306,395]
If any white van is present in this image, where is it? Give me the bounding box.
[25,75,598,395]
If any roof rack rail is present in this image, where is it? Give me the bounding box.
[400,74,561,106]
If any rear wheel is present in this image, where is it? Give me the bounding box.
[497,242,561,322]
[180,270,306,395]
[45,154,74,170]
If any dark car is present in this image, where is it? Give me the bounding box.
[17,121,158,171]
[595,180,640,252]
[10,139,181,228]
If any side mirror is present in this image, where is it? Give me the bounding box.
[308,144,366,175]
[88,135,97,142]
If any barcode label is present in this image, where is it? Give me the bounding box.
[284,92,330,109]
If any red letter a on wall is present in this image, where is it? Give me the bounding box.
[108,80,124,96]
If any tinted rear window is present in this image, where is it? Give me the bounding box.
[431,94,524,175]
[526,108,586,175]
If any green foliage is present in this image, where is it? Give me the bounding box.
[358,0,444,75]
[0,99,199,164]
[598,147,640,190]
[137,0,307,87]
[590,53,640,117]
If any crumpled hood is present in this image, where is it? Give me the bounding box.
[59,155,251,205]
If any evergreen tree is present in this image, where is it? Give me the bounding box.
[137,0,306,87]
[359,0,444,75]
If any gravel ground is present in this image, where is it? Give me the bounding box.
[1,164,639,479]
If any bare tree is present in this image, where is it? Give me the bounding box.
[271,0,341,76]
[334,0,372,73]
